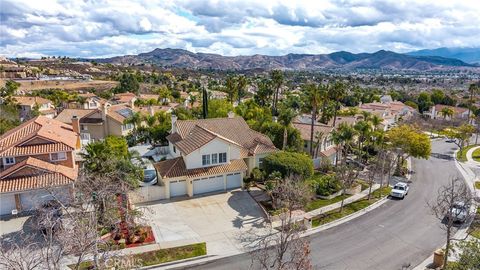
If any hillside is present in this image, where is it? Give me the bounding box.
[407,47,480,64]
[97,48,477,71]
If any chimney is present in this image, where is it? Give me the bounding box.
[71,115,80,134]
[130,98,135,109]
[171,114,178,133]
[102,104,109,121]
[148,105,154,116]
[227,111,235,119]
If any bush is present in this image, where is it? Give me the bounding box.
[308,173,341,196]
[250,167,264,182]
[262,151,314,179]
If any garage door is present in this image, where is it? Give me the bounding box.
[226,172,242,189]
[193,175,224,195]
[21,190,55,211]
[0,194,16,216]
[170,180,187,197]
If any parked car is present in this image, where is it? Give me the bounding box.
[445,138,456,143]
[449,202,468,223]
[390,182,409,199]
[133,158,158,187]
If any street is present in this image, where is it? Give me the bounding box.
[184,140,461,270]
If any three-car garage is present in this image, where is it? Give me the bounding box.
[168,171,244,198]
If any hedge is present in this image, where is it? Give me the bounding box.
[262,151,313,179]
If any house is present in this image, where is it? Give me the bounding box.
[13,96,57,119]
[427,104,471,121]
[0,116,79,216]
[154,113,277,199]
[112,92,137,106]
[55,104,136,143]
[359,100,415,130]
[293,115,357,165]
[67,93,109,110]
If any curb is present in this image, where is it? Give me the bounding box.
[413,149,478,270]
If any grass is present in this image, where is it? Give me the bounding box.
[468,208,480,239]
[305,194,351,212]
[475,181,480,190]
[68,242,206,269]
[311,187,391,228]
[456,144,479,162]
[473,148,480,162]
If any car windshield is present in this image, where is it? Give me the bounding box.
[395,186,404,191]
[453,203,466,210]
[143,169,157,182]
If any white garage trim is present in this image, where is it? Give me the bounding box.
[226,172,242,190]
[170,180,187,197]
[193,175,224,195]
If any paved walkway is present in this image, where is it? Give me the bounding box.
[465,145,480,166]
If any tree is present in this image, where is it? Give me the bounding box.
[335,164,359,212]
[302,83,324,157]
[417,92,433,114]
[447,239,480,270]
[429,177,473,269]
[116,73,140,94]
[249,178,312,270]
[263,151,314,179]
[270,70,284,115]
[208,99,233,118]
[278,104,297,150]
[255,78,273,107]
[124,111,142,137]
[443,124,476,153]
[467,83,478,120]
[331,122,357,165]
[385,125,431,174]
[329,81,346,127]
[440,107,455,120]
[202,87,208,119]
[431,89,446,105]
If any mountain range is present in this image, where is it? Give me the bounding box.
[97,48,479,71]
[407,47,480,64]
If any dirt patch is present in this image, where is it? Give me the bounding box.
[1,79,118,93]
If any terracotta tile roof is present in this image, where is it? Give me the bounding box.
[107,105,133,123]
[0,157,78,181]
[13,96,51,106]
[434,104,469,115]
[293,122,334,141]
[113,92,137,104]
[0,173,73,193]
[171,117,276,156]
[139,94,159,100]
[0,116,79,157]
[154,158,247,179]
[1,143,72,156]
[133,105,173,116]
[320,147,338,158]
[175,126,217,155]
[55,109,98,124]
[166,133,182,144]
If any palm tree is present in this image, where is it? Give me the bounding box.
[354,120,372,163]
[225,75,238,105]
[144,115,156,127]
[302,83,324,157]
[329,82,347,126]
[467,83,478,120]
[332,122,357,165]
[370,115,382,131]
[440,107,454,120]
[270,70,284,115]
[124,111,142,133]
[277,105,297,150]
[313,131,325,159]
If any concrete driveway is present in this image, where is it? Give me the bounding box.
[140,189,266,255]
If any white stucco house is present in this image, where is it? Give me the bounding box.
[153,113,277,199]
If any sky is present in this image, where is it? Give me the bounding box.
[1,0,480,58]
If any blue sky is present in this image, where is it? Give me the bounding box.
[1,0,479,58]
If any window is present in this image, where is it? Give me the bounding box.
[80,125,88,131]
[173,146,176,153]
[219,152,227,163]
[3,157,15,165]
[50,152,67,161]
[122,123,133,131]
[202,154,210,166]
[89,102,97,108]
[211,153,218,164]
[258,158,264,166]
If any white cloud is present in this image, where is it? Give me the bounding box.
[0,0,479,58]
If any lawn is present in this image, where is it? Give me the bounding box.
[468,209,480,239]
[456,144,479,162]
[305,194,351,212]
[473,148,480,162]
[475,181,480,190]
[311,187,391,228]
[68,242,207,269]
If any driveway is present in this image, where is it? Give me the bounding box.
[140,189,266,255]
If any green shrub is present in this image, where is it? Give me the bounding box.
[308,173,341,196]
[263,151,314,179]
[251,167,264,182]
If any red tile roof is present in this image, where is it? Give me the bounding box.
[154,158,247,179]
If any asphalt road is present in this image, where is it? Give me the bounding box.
[185,140,461,270]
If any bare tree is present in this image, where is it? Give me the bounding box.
[336,164,359,212]
[429,177,473,269]
[0,233,43,270]
[249,178,313,270]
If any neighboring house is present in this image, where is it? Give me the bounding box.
[293,115,357,165]
[67,93,109,110]
[13,96,56,119]
[0,116,79,216]
[112,92,137,106]
[359,100,415,130]
[427,104,471,121]
[154,113,277,199]
[55,104,136,143]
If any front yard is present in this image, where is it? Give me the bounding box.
[311,187,392,227]
[456,144,479,162]
[467,208,480,239]
[473,148,480,162]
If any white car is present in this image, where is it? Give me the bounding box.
[390,182,409,199]
[132,158,158,187]
[449,202,468,223]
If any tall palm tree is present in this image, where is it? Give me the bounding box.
[277,105,297,150]
[313,131,325,159]
[270,70,284,115]
[467,83,478,120]
[302,83,324,157]
[332,122,357,165]
[370,114,382,131]
[124,111,142,133]
[329,81,347,126]
[354,120,372,163]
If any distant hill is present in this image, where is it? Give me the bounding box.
[407,47,480,64]
[97,48,478,71]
